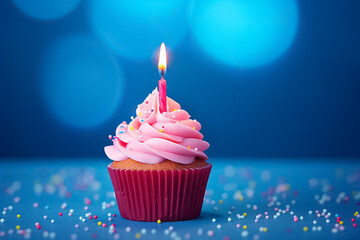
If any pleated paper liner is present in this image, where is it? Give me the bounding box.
[108,163,212,222]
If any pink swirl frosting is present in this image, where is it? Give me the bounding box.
[105,89,209,164]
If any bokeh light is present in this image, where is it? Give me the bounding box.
[12,0,81,20]
[89,0,189,59]
[192,0,298,68]
[41,35,124,128]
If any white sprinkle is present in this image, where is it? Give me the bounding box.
[313,220,317,225]
[51,219,55,223]
[140,228,146,234]
[241,230,249,237]
[0,219,5,223]
[211,218,216,223]
[151,229,156,234]
[227,217,232,222]
[309,211,313,215]
[317,226,322,231]
[125,227,131,232]
[312,226,317,231]
[326,219,330,223]
[216,224,221,229]
[300,216,304,220]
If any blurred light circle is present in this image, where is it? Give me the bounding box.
[89,0,189,59]
[42,35,124,128]
[12,0,81,20]
[192,0,298,68]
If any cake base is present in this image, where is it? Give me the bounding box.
[108,161,212,222]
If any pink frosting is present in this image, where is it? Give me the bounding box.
[105,89,209,164]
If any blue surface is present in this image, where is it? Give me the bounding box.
[0,158,359,239]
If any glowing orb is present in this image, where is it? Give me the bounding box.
[192,0,298,68]
[12,0,81,20]
[41,35,124,128]
[89,0,189,59]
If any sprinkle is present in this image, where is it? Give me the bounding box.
[157,220,161,224]
[130,126,134,130]
[192,127,196,130]
[211,218,216,223]
[33,203,39,208]
[37,225,41,230]
[17,214,21,218]
[125,227,131,232]
[236,224,240,228]
[135,233,141,239]
[102,223,107,228]
[59,212,63,216]
[303,226,308,232]
[243,225,247,230]
[339,221,343,225]
[89,216,92,220]
[97,221,102,226]
[51,219,55,223]
[159,129,164,132]
[207,230,214,237]
[326,219,330,223]
[351,218,355,222]
[139,112,142,116]
[243,212,247,216]
[94,215,98,219]
[43,215,47,220]
[216,224,221,229]
[16,225,20,230]
[113,214,116,217]
[355,211,359,216]
[187,146,191,149]
[353,223,358,228]
[0,219,4,223]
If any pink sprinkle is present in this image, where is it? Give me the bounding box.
[113,214,116,217]
[111,224,116,228]
[351,218,355,222]
[335,223,339,228]
[236,224,240,228]
[286,208,289,212]
[14,197,20,203]
[317,214,321,217]
[294,218,298,222]
[265,212,268,215]
[84,206,89,211]
[315,210,319,214]
[255,219,258,223]
[36,225,41,230]
[339,226,345,231]
[207,230,214,237]
[353,223,357,228]
[265,216,269,219]
[102,223,107,228]
[68,213,72,217]
[35,222,39,226]
[274,208,278,211]
[75,224,79,228]
[89,216,92,220]
[108,217,112,221]
[84,198,91,205]
[94,215,98,219]
[33,202,39,208]
[43,215,48,220]
[59,212,63,216]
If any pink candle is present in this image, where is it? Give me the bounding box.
[158,42,167,113]
[158,76,167,113]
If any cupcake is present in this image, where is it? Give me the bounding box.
[105,88,211,222]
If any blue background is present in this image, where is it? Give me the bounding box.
[1,0,360,159]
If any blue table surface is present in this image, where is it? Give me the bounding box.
[0,158,359,240]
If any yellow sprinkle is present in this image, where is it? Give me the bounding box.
[239,196,244,201]
[263,227,268,232]
[303,226,308,232]
[16,225,20,230]
[355,211,359,216]
[243,225,247,230]
[157,220,161,224]
[130,126,134,130]
[17,214,21,218]
[139,112,142,116]
[135,233,141,239]
[219,200,223,204]
[159,129,164,132]
[187,146,191,149]
[243,212,247,217]
[98,221,102,226]
[192,127,196,130]
[339,221,343,225]
[173,109,177,111]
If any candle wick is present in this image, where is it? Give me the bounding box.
[161,69,164,78]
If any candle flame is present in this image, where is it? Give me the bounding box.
[158,42,167,71]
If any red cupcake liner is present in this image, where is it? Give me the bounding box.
[108,163,212,222]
